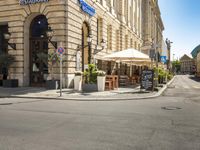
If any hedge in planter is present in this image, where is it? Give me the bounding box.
[0,53,18,88]
[82,64,98,92]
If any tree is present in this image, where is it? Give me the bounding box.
[172,60,181,73]
[0,53,15,79]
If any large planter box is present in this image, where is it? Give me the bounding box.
[3,79,18,88]
[46,80,60,89]
[74,76,82,91]
[97,76,105,92]
[82,84,97,92]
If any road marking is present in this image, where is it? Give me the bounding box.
[192,86,200,89]
[181,86,189,89]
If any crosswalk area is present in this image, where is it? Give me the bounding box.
[171,75,200,89]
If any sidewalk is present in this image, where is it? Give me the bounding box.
[0,77,175,102]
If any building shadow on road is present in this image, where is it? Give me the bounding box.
[189,76,200,82]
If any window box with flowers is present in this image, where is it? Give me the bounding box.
[82,64,98,92]
[74,71,83,91]
[96,70,106,92]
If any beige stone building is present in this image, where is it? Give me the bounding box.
[141,0,164,58]
[180,54,195,74]
[0,0,164,87]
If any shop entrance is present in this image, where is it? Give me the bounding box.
[29,15,48,86]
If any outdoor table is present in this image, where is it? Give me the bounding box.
[106,75,115,90]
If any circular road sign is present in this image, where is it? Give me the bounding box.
[57,47,64,55]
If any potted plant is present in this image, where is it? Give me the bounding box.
[96,70,106,91]
[82,64,98,92]
[36,52,60,89]
[0,53,18,88]
[74,70,83,91]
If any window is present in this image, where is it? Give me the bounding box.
[0,24,8,54]
[125,35,128,49]
[130,38,133,48]
[116,30,120,51]
[31,15,48,38]
[134,41,137,49]
[97,17,103,45]
[107,25,112,50]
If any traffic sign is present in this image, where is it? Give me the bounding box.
[160,56,167,64]
[57,47,64,55]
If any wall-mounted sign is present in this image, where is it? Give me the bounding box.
[19,0,49,5]
[79,0,96,16]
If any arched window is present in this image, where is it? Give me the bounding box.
[31,15,48,38]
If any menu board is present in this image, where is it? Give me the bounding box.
[140,70,154,91]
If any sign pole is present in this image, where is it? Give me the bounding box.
[60,53,62,97]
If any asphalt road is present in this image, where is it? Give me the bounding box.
[0,75,200,150]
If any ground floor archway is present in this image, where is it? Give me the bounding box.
[29,14,49,86]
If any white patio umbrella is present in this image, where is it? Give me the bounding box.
[103,48,151,76]
[104,48,150,61]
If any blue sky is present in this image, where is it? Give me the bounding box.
[158,0,200,60]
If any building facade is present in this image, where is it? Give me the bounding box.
[141,0,164,58]
[0,0,164,87]
[180,54,195,74]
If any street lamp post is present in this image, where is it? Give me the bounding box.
[153,40,159,87]
[165,38,173,71]
[77,34,106,71]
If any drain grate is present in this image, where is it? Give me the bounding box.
[0,103,13,105]
[161,106,182,110]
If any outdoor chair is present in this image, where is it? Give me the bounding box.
[119,75,129,86]
[105,80,112,90]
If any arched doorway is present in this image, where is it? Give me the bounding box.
[29,15,48,86]
[82,22,91,71]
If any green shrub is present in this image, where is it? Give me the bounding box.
[83,64,98,84]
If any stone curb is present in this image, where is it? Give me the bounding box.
[0,76,176,102]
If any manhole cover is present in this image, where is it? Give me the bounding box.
[161,106,182,110]
[0,103,13,105]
